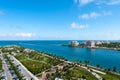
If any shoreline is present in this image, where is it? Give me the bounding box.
[62,44,120,51]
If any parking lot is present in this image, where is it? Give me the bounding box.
[1,54,13,80]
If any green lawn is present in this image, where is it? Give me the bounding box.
[15,52,64,75]
[28,52,48,62]
[15,54,27,61]
[99,72,120,80]
[67,67,98,80]
[15,54,51,75]
[21,59,51,75]
[28,52,63,66]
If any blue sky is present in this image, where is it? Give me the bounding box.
[0,0,120,40]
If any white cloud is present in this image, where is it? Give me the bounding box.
[79,14,90,19]
[74,0,94,6]
[90,12,100,18]
[0,11,4,16]
[79,12,100,19]
[0,33,35,38]
[71,22,89,29]
[79,0,94,5]
[74,0,120,6]
[15,33,34,38]
[79,11,112,19]
[107,0,120,5]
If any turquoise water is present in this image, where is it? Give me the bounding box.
[0,40,120,72]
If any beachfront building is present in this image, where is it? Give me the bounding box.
[24,48,35,53]
[69,40,79,47]
[85,40,95,48]
[24,48,30,53]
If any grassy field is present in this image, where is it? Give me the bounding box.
[63,67,98,80]
[28,52,63,66]
[21,59,50,75]
[15,53,63,75]
[99,72,120,80]
[70,67,97,80]
[15,54,51,74]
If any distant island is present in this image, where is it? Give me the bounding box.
[62,40,120,51]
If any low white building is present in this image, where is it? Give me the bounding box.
[24,48,32,53]
[69,40,79,47]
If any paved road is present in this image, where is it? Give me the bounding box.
[1,54,13,80]
[9,55,39,80]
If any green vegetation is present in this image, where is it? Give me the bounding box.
[99,72,120,80]
[68,67,97,80]
[1,45,24,53]
[98,42,120,48]
[22,59,50,75]
[15,54,51,75]
[4,54,22,79]
[28,52,63,66]
[15,51,64,75]
[46,65,97,80]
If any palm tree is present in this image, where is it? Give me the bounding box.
[87,60,90,65]
[79,60,82,66]
[113,66,117,72]
[97,64,100,68]
[108,68,111,71]
[76,60,82,65]
[85,60,90,66]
